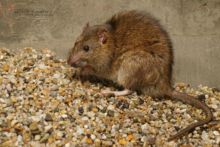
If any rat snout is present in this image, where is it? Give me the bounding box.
[67,54,87,68]
[67,55,80,67]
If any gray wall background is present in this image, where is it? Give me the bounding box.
[0,0,220,88]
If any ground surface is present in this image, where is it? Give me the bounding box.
[0,48,220,147]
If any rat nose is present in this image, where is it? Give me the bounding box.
[67,56,81,68]
[67,56,76,66]
[67,58,78,67]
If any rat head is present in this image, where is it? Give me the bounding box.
[67,23,115,75]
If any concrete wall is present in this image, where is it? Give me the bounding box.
[0,0,220,88]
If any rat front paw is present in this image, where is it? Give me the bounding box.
[101,88,115,97]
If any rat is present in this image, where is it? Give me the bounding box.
[67,10,214,141]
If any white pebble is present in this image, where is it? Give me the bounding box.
[76,127,84,135]
[34,135,41,141]
[38,63,47,69]
[65,143,71,147]
[31,116,41,122]
[201,131,209,140]
[44,125,52,132]
[17,135,23,144]
[141,124,149,134]
[87,112,95,118]
[82,117,89,121]
[53,73,61,79]
[213,131,220,136]
[11,119,18,126]
[216,136,220,144]
[107,105,114,110]
[61,114,68,119]
[56,131,64,138]
[91,134,96,140]
[101,134,107,139]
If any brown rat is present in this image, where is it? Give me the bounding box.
[67,10,214,141]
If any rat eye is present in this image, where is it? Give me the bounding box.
[83,45,90,52]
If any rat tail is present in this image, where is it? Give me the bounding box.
[167,90,213,141]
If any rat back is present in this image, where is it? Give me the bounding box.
[106,10,174,95]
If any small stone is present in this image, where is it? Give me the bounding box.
[101,134,107,139]
[65,143,71,147]
[56,131,64,139]
[11,119,18,126]
[116,100,129,109]
[44,125,53,133]
[78,107,84,115]
[102,140,113,146]
[1,140,14,146]
[107,104,114,110]
[201,131,209,140]
[30,122,41,135]
[100,107,107,113]
[76,127,84,135]
[107,110,114,117]
[31,116,41,122]
[34,135,41,141]
[61,114,68,119]
[119,138,127,145]
[50,91,57,97]
[85,138,93,144]
[213,131,220,136]
[53,73,61,79]
[45,113,53,121]
[141,124,149,134]
[127,134,134,141]
[50,85,59,91]
[87,112,95,118]
[16,135,23,144]
[91,134,96,140]
[138,98,144,105]
[2,64,10,72]
[94,139,101,146]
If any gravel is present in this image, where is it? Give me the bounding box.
[0,47,220,146]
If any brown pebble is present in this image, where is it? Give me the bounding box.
[45,114,53,121]
[29,122,41,135]
[107,110,114,117]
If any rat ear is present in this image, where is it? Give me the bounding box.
[85,22,90,28]
[97,29,108,44]
[83,22,90,31]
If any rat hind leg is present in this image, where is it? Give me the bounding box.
[104,51,162,96]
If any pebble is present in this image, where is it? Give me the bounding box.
[102,140,113,146]
[30,122,41,135]
[107,110,114,117]
[45,113,53,121]
[76,127,84,135]
[91,134,96,140]
[213,131,220,136]
[34,135,41,141]
[78,107,84,115]
[44,125,53,133]
[201,131,209,140]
